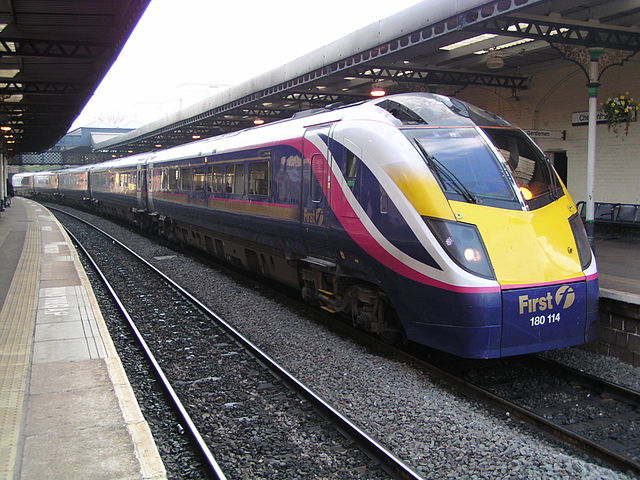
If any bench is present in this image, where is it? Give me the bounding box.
[577,202,640,237]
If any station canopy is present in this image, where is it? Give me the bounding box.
[0,0,151,155]
[7,0,640,159]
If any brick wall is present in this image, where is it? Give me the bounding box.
[585,298,640,366]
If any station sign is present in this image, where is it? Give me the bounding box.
[571,110,608,126]
[524,129,565,140]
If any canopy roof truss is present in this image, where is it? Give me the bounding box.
[0,0,151,155]
[94,0,640,156]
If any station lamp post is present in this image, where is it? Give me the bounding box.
[585,48,602,248]
[552,44,635,250]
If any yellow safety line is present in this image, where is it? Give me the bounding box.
[0,212,40,480]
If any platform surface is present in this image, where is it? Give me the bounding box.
[0,197,166,480]
[595,236,640,304]
[1,196,639,478]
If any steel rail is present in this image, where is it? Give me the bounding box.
[52,206,425,480]
[278,305,640,477]
[531,355,640,404]
[397,348,640,476]
[63,226,228,480]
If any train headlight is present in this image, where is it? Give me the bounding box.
[464,247,482,262]
[568,213,592,270]
[424,217,495,279]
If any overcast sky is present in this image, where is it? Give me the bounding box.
[71,0,423,129]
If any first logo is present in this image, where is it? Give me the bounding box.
[554,285,575,309]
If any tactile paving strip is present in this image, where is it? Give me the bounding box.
[0,218,40,479]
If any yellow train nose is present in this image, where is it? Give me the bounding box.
[449,198,585,286]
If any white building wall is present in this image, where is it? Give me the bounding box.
[458,58,640,205]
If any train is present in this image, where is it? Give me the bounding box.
[12,93,598,358]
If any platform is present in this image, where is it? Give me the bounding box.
[594,237,640,304]
[0,197,166,480]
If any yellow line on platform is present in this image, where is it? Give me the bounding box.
[0,211,40,480]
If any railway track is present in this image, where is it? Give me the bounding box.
[420,352,640,476]
[305,315,640,476]
[47,202,638,478]
[66,226,226,480]
[52,206,423,480]
[313,319,640,476]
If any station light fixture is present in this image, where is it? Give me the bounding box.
[0,68,19,78]
[474,37,535,55]
[370,83,386,97]
[192,134,201,140]
[486,54,505,69]
[440,34,497,51]
[254,118,265,125]
[154,144,162,148]
[1,126,11,131]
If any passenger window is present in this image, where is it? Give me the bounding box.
[158,169,167,191]
[180,167,191,191]
[224,166,234,193]
[345,151,358,188]
[193,167,206,191]
[208,166,223,193]
[168,168,179,190]
[248,162,270,195]
[233,164,245,194]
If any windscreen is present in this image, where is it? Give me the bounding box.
[410,128,518,209]
[482,127,563,209]
[409,127,563,210]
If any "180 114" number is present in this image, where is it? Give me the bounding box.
[530,312,560,326]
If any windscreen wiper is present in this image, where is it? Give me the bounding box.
[544,155,561,200]
[414,139,478,204]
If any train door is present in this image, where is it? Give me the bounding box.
[191,165,208,207]
[136,163,147,209]
[301,124,333,258]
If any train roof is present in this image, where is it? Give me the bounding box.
[56,165,94,175]
[145,93,516,165]
[31,93,518,176]
[87,151,153,172]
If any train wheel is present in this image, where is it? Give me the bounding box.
[379,305,406,345]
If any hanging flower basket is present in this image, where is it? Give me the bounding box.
[602,92,639,136]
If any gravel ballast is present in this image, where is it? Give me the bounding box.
[52,205,640,479]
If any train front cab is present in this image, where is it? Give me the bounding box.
[393,100,598,358]
[294,93,598,359]
[440,198,599,358]
[387,204,598,359]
